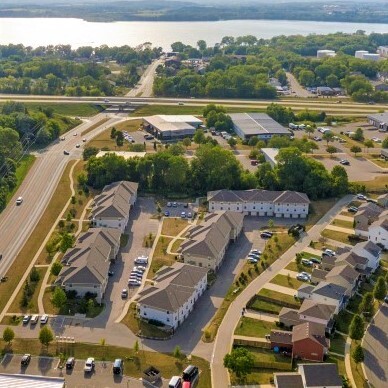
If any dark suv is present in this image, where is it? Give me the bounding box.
[113,358,123,375]
[182,365,199,385]
[66,357,75,369]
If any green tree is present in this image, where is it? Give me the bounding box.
[110,127,117,139]
[30,266,40,282]
[352,344,364,364]
[305,126,315,138]
[353,127,364,141]
[330,165,349,196]
[39,326,54,348]
[182,137,191,149]
[349,314,364,340]
[223,347,254,378]
[2,327,15,345]
[350,145,362,157]
[248,136,259,147]
[83,146,99,161]
[382,136,388,148]
[228,137,237,148]
[51,286,67,309]
[51,261,63,276]
[359,292,374,315]
[373,276,387,301]
[134,340,139,353]
[173,345,182,358]
[193,129,206,144]
[322,131,334,145]
[326,145,337,157]
[363,139,374,153]
[59,233,75,253]
[116,130,124,147]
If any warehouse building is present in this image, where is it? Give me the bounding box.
[143,115,203,141]
[230,113,290,140]
[367,112,388,132]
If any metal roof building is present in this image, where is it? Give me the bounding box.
[230,113,290,140]
[0,374,65,388]
[368,112,388,131]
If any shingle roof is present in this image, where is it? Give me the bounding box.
[274,373,304,388]
[299,363,342,387]
[370,214,388,232]
[336,251,368,268]
[311,268,328,281]
[312,282,346,301]
[279,308,301,326]
[270,330,293,345]
[292,322,329,348]
[208,189,310,204]
[327,264,360,284]
[137,263,208,312]
[299,300,336,321]
[356,202,384,221]
[356,240,382,257]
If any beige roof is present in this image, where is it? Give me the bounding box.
[356,202,384,221]
[270,330,293,345]
[327,263,360,285]
[336,251,368,268]
[137,263,208,312]
[311,268,328,281]
[279,307,301,325]
[299,300,336,321]
[356,240,382,257]
[274,373,304,388]
[292,322,329,348]
[370,212,388,231]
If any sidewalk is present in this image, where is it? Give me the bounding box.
[245,310,278,323]
[325,224,355,235]
[264,282,296,296]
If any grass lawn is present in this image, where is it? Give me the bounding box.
[249,299,283,315]
[330,333,346,355]
[234,317,277,338]
[0,161,76,314]
[331,219,354,229]
[121,303,171,339]
[203,234,295,343]
[306,198,337,230]
[335,310,354,334]
[171,238,184,253]
[243,346,291,366]
[270,274,304,290]
[350,340,369,388]
[367,157,388,168]
[114,119,142,132]
[80,117,111,137]
[6,155,36,203]
[8,267,47,314]
[161,218,188,236]
[257,288,301,308]
[230,369,275,386]
[285,261,313,274]
[0,338,211,388]
[321,229,356,245]
[147,237,175,279]
[356,175,388,192]
[347,295,362,314]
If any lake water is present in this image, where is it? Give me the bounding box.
[0,18,387,50]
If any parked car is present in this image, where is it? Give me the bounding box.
[297,273,310,281]
[348,206,358,213]
[40,314,48,324]
[248,257,258,264]
[75,144,80,148]
[84,357,95,373]
[113,359,124,375]
[16,196,23,205]
[366,198,378,204]
[250,249,262,255]
[64,150,70,155]
[108,270,114,277]
[30,315,39,325]
[310,257,321,264]
[340,159,350,165]
[250,159,259,166]
[22,315,31,324]
[182,365,199,385]
[248,253,260,259]
[301,258,313,266]
[21,354,31,366]
[356,194,367,200]
[133,266,146,272]
[260,231,273,239]
[180,211,186,218]
[66,357,75,369]
[169,376,183,388]
[172,202,178,207]
[187,212,192,218]
[313,136,322,141]
[323,249,336,256]
[128,280,141,287]
[121,289,128,298]
[166,202,172,207]
[83,138,87,142]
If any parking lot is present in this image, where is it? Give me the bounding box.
[162,201,196,219]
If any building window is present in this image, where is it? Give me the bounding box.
[166,311,170,314]
[167,318,169,322]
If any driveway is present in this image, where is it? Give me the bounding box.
[363,304,388,388]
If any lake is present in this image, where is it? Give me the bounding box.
[0,18,387,50]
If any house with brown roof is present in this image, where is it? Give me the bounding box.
[207,189,310,218]
[352,240,382,273]
[180,211,244,271]
[55,228,121,302]
[368,212,388,249]
[279,308,302,328]
[137,263,208,331]
[311,268,328,284]
[377,193,388,208]
[91,181,138,232]
[292,322,329,362]
[325,264,360,297]
[354,202,384,238]
[270,330,293,351]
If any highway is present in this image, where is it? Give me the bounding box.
[0,113,126,283]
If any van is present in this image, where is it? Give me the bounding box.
[113,359,123,375]
[289,123,297,129]
[182,365,199,385]
[168,376,182,388]
[30,315,39,325]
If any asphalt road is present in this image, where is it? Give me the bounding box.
[286,72,312,98]
[0,113,125,288]
[363,304,388,388]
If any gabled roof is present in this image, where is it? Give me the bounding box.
[369,213,388,232]
[270,330,293,345]
[298,284,315,295]
[311,268,328,281]
[299,300,336,321]
[326,264,360,284]
[356,202,384,220]
[274,373,304,388]
[292,322,329,348]
[299,363,342,387]
[312,282,346,301]
[355,240,382,257]
[322,255,336,267]
[279,308,301,326]
[336,251,368,268]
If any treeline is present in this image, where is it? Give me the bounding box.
[0,44,162,96]
[85,142,351,201]
[0,101,79,211]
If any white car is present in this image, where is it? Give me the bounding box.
[301,258,313,266]
[297,273,310,281]
[250,249,262,255]
[30,315,39,325]
[356,194,367,200]
[76,144,80,148]
[128,280,141,287]
[40,314,48,324]
[323,249,336,256]
[372,137,381,143]
[16,196,23,205]
[84,357,95,373]
[248,258,258,264]
[133,266,146,272]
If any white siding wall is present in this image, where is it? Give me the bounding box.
[93,217,128,232]
[64,283,105,303]
[352,246,381,272]
[368,226,388,249]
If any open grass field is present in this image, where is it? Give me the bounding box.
[161,218,188,236]
[270,274,304,290]
[321,229,356,245]
[147,237,175,279]
[6,155,36,202]
[0,338,211,388]
[234,317,277,338]
[249,299,283,314]
[357,175,388,192]
[0,161,75,314]
[80,117,111,136]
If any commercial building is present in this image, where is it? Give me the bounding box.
[91,181,138,232]
[137,263,208,330]
[261,148,279,168]
[55,228,121,302]
[229,113,290,140]
[355,50,369,59]
[362,53,380,61]
[180,211,244,271]
[208,189,310,218]
[143,115,203,141]
[367,112,388,132]
[316,86,336,96]
[0,374,65,388]
[317,49,336,58]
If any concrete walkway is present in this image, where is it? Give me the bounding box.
[303,246,324,256]
[335,214,354,222]
[344,337,357,388]
[211,195,354,388]
[245,310,279,323]
[166,220,197,255]
[265,282,298,296]
[233,334,269,344]
[279,269,300,278]
[325,224,355,234]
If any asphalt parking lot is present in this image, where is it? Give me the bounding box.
[162,201,196,219]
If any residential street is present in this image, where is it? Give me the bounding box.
[363,304,388,388]
[210,195,353,388]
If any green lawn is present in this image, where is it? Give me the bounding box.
[270,274,304,290]
[331,219,354,229]
[147,237,175,279]
[257,288,301,307]
[350,340,369,388]
[335,310,354,334]
[244,346,291,365]
[321,229,356,245]
[234,317,278,338]
[330,333,346,355]
[230,369,274,386]
[285,261,313,274]
[21,102,103,116]
[249,299,283,314]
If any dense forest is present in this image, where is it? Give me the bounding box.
[0,44,162,96]
[0,101,79,210]
[154,33,388,102]
[0,1,386,23]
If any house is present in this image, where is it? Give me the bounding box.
[274,363,342,388]
[91,181,138,232]
[261,148,279,168]
[142,115,202,141]
[368,213,388,249]
[207,189,310,218]
[321,255,336,271]
[335,251,370,278]
[377,193,388,208]
[316,87,335,96]
[298,300,336,334]
[137,263,208,330]
[180,211,244,271]
[325,264,360,297]
[279,308,302,328]
[352,241,382,272]
[297,284,315,300]
[229,113,290,140]
[270,330,293,351]
[368,113,388,132]
[354,202,384,238]
[55,228,121,302]
[292,322,329,362]
[310,268,328,285]
[381,149,388,160]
